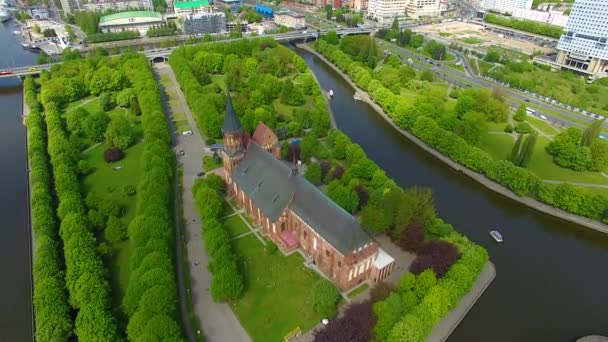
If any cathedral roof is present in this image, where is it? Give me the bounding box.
[222,93,242,134]
[252,122,278,146]
[231,142,371,255]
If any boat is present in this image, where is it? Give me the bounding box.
[328,89,334,97]
[21,43,40,51]
[489,230,503,242]
[12,30,20,35]
[353,93,361,101]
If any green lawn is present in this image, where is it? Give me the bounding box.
[527,137,608,184]
[486,121,508,132]
[222,215,250,238]
[65,95,96,111]
[525,115,560,135]
[460,37,483,45]
[230,235,325,342]
[346,283,369,299]
[481,133,514,160]
[173,113,187,121]
[273,99,297,118]
[81,141,145,327]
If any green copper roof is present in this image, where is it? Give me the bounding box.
[99,11,162,23]
[231,143,371,255]
[222,94,242,133]
[173,0,210,9]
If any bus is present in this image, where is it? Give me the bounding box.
[526,108,536,115]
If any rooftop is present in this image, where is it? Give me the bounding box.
[99,11,162,23]
[173,0,210,9]
[222,93,242,133]
[231,142,372,255]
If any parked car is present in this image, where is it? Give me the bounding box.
[182,130,193,136]
[179,150,185,155]
[539,115,548,120]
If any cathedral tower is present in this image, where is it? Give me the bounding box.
[221,93,245,179]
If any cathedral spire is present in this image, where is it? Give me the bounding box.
[222,93,242,134]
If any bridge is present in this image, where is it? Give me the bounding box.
[0,28,375,79]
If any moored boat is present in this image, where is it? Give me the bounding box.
[490,230,503,242]
[0,8,11,22]
[328,89,334,98]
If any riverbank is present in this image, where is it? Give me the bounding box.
[298,43,608,235]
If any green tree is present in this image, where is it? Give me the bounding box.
[310,280,340,318]
[581,118,604,147]
[100,92,115,111]
[589,139,608,171]
[105,115,135,149]
[413,269,437,300]
[519,132,537,167]
[324,30,340,45]
[454,111,487,146]
[84,111,110,142]
[513,104,527,122]
[360,204,390,232]
[510,134,525,164]
[420,69,434,82]
[305,162,322,185]
[327,180,359,213]
[105,215,126,244]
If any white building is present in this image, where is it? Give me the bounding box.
[554,0,608,78]
[510,8,568,27]
[173,0,210,15]
[367,0,407,20]
[98,11,164,35]
[274,11,305,29]
[80,0,153,12]
[406,0,446,18]
[480,0,532,12]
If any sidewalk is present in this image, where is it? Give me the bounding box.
[154,63,250,342]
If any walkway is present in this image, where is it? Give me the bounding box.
[153,63,250,342]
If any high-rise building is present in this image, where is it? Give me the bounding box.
[367,0,407,20]
[555,0,608,78]
[406,0,446,18]
[183,12,226,35]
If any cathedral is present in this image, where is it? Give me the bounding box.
[221,94,395,291]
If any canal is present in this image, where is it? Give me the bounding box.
[0,18,38,341]
[296,47,608,341]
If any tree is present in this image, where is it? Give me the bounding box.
[367,36,378,69]
[105,215,126,244]
[324,30,339,45]
[104,147,124,162]
[325,4,333,21]
[509,134,525,165]
[314,301,376,342]
[513,104,527,122]
[589,140,608,171]
[105,115,135,149]
[130,97,141,116]
[519,132,537,167]
[420,70,434,82]
[391,16,399,31]
[310,280,341,318]
[581,118,604,147]
[411,240,460,277]
[370,282,393,302]
[413,269,437,299]
[360,204,390,232]
[397,223,425,252]
[83,111,110,142]
[373,293,405,341]
[280,79,305,106]
[454,111,487,146]
[116,88,135,107]
[327,180,359,213]
[100,92,115,111]
[305,162,322,185]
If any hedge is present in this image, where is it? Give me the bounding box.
[24,77,74,341]
[312,39,608,222]
[121,54,183,340]
[484,13,563,39]
[193,175,244,301]
[44,98,119,340]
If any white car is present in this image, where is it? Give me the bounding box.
[182,130,193,136]
[539,115,547,120]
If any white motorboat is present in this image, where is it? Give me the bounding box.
[328,89,334,98]
[489,230,503,242]
[12,30,20,35]
[0,8,11,22]
[353,93,361,101]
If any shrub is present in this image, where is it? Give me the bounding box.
[311,279,341,318]
[515,122,532,134]
[100,92,115,111]
[105,215,127,244]
[411,240,460,277]
[103,147,124,162]
[78,159,92,175]
[504,123,513,133]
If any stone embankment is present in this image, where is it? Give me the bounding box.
[298,44,608,235]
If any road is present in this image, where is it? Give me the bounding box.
[154,63,250,342]
[381,39,603,129]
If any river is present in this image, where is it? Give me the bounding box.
[0,18,38,342]
[296,47,608,341]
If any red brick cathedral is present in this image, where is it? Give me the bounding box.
[221,95,394,291]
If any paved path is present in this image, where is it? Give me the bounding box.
[542,179,608,189]
[154,63,250,342]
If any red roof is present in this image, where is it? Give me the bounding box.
[252,122,278,146]
[280,230,298,248]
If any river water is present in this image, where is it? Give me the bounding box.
[0,18,38,342]
[297,47,608,341]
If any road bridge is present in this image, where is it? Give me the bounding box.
[0,28,375,78]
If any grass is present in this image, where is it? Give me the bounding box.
[445,62,465,72]
[230,235,325,342]
[481,133,514,160]
[527,137,608,184]
[525,115,560,135]
[461,37,483,45]
[80,141,145,327]
[346,283,369,299]
[486,45,529,61]
[211,75,226,90]
[486,121,508,132]
[439,32,452,37]
[222,215,250,238]
[175,120,190,134]
[273,99,298,118]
